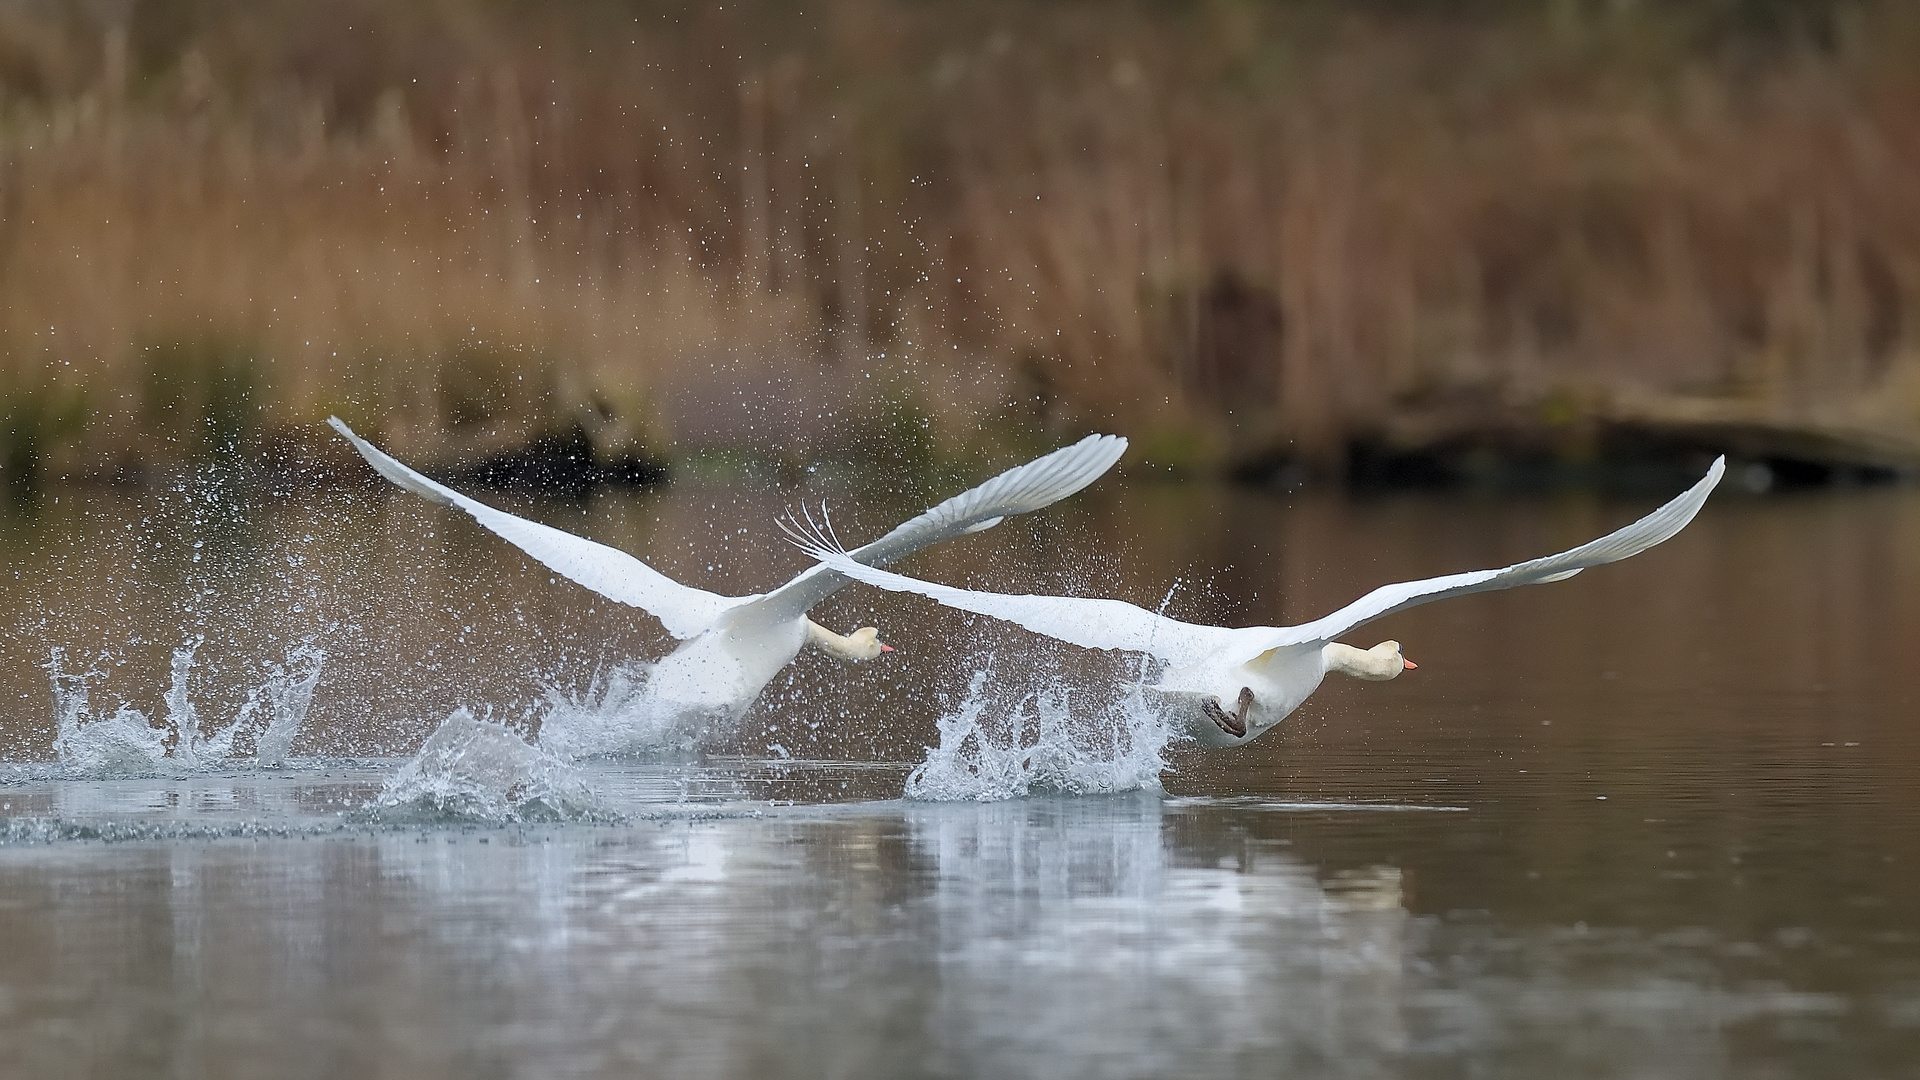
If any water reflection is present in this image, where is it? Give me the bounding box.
[905,796,1409,1076]
[1,790,1913,1077]
[0,795,1413,1078]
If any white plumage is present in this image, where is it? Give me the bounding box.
[802,456,1726,748]
[331,417,1127,738]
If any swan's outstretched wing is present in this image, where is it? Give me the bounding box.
[330,418,736,638]
[750,434,1129,623]
[799,545,1241,669]
[1223,455,1726,664]
[807,455,1722,670]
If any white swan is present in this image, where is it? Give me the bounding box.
[800,457,1726,748]
[329,418,1126,736]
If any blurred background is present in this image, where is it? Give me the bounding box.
[4,10,1920,1068]
[0,0,1916,489]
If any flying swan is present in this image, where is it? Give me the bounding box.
[799,456,1725,748]
[330,418,1127,733]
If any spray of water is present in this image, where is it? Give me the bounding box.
[535,660,727,759]
[904,665,1180,801]
[368,708,614,823]
[47,640,326,774]
[48,649,168,777]
[168,639,215,767]
[254,644,325,767]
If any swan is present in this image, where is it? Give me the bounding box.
[329,418,1127,740]
[798,456,1726,748]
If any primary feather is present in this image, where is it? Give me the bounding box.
[803,456,1726,668]
[753,434,1128,623]
[333,416,1127,642]
[330,416,733,637]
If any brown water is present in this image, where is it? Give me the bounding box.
[0,469,1916,1077]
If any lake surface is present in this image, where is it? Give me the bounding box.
[0,463,1917,1077]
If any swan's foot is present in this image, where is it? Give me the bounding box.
[1202,686,1255,738]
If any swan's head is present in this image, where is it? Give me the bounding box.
[841,626,894,662]
[1389,641,1416,666]
[1324,640,1416,681]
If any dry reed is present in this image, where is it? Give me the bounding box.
[0,0,1916,480]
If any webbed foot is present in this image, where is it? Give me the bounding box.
[1202,686,1256,738]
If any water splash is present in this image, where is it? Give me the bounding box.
[48,649,168,777]
[47,641,326,773]
[535,660,724,759]
[904,667,1178,801]
[168,639,215,767]
[369,708,615,824]
[254,644,324,767]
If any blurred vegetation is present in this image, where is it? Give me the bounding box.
[0,0,1916,480]
[141,340,257,459]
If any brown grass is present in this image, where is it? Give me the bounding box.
[1,0,1917,479]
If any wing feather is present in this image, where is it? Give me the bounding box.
[330,417,735,638]
[749,434,1127,623]
[1222,455,1726,663]
[801,547,1238,669]
[807,456,1723,672]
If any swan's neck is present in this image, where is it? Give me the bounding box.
[805,619,886,662]
[1322,641,1407,682]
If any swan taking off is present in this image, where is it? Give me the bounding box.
[330,418,1127,738]
[801,456,1725,748]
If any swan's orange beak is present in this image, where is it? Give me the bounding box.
[1403,658,1417,670]
[880,643,895,653]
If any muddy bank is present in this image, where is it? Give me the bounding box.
[1235,417,1920,494]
